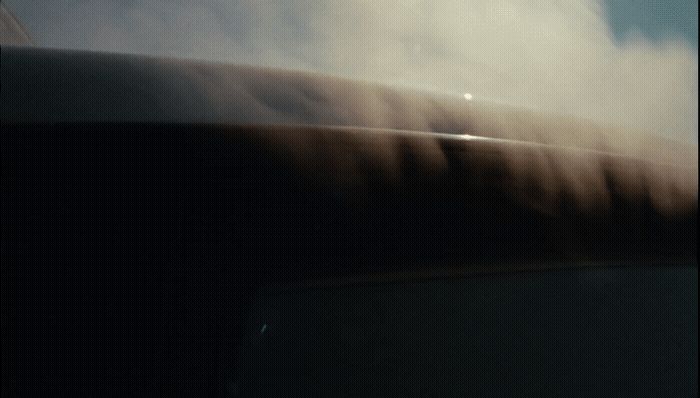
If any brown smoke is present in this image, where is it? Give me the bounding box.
[2,46,697,217]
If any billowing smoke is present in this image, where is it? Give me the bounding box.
[28,0,698,142]
[3,1,697,216]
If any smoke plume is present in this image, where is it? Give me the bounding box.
[26,0,698,142]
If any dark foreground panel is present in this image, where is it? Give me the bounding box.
[239,266,698,397]
[2,123,697,396]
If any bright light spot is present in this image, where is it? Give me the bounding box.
[463,93,473,100]
[260,324,267,334]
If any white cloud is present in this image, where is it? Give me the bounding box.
[56,0,698,141]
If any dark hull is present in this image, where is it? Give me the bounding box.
[2,123,696,395]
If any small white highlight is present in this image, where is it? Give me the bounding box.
[260,324,267,334]
[463,93,473,101]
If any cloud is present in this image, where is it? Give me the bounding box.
[40,0,699,141]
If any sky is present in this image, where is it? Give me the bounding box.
[4,0,698,141]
